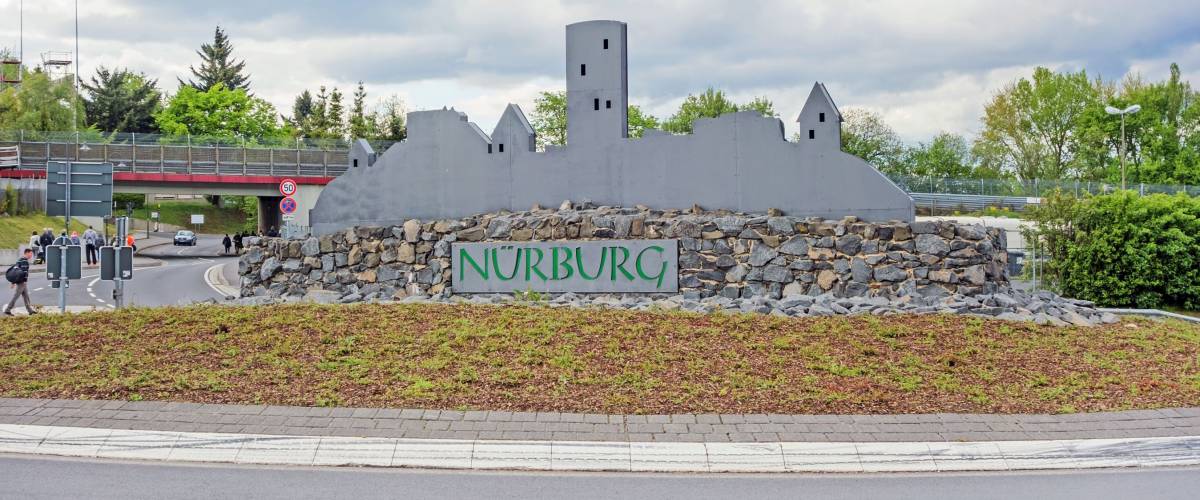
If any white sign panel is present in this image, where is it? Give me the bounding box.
[191,214,205,225]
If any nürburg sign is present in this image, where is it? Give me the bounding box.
[453,240,678,293]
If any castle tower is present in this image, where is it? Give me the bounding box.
[796,82,843,151]
[565,20,628,145]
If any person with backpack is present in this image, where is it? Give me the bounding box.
[83,226,100,266]
[4,248,36,316]
[222,234,232,255]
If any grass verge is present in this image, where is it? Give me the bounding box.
[131,199,248,235]
[1,303,1198,414]
[0,214,93,251]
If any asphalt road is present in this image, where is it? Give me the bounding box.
[14,234,237,310]
[1,455,1197,500]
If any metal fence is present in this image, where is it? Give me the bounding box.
[0,130,401,179]
[887,174,1200,198]
[0,177,46,213]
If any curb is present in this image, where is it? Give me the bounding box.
[204,262,240,298]
[1,423,1197,472]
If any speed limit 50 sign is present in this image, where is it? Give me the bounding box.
[279,178,298,197]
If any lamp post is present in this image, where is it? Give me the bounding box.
[1105,104,1141,190]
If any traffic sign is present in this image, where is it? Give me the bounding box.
[46,245,82,282]
[279,178,298,197]
[46,162,114,218]
[100,246,134,280]
[279,196,298,215]
[191,214,205,225]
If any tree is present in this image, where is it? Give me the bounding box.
[662,88,739,134]
[0,69,86,131]
[288,89,315,135]
[82,66,161,133]
[326,87,346,139]
[832,108,908,174]
[627,105,660,138]
[974,67,1099,180]
[530,90,567,150]
[348,81,378,139]
[903,132,993,178]
[529,90,661,147]
[154,83,285,140]
[182,26,251,92]
[660,88,776,134]
[373,94,407,141]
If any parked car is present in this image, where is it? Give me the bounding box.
[173,230,197,246]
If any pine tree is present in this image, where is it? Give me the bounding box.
[182,26,251,92]
[82,66,162,133]
[348,81,377,139]
[327,87,346,139]
[289,89,315,135]
[310,86,330,137]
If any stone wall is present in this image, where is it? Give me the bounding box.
[239,205,1007,302]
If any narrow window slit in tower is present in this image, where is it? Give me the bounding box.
[809,130,815,139]
[487,144,492,154]
[603,39,609,49]
[819,112,826,122]
[606,100,611,109]
[594,98,600,110]
[580,64,586,76]
[499,144,504,153]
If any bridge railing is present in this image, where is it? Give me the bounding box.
[0,130,400,178]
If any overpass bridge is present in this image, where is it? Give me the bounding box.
[0,132,397,229]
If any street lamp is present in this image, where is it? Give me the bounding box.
[1105,104,1141,190]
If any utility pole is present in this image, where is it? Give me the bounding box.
[1105,104,1141,191]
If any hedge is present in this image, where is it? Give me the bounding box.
[1026,191,1200,310]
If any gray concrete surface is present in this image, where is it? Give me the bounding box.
[1,455,1197,500]
[310,20,913,234]
[3,398,1197,444]
[15,234,236,309]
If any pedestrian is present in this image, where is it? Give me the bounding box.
[233,232,243,253]
[39,228,53,254]
[125,233,137,252]
[28,231,41,264]
[69,231,81,246]
[3,248,37,316]
[222,234,232,255]
[83,226,99,266]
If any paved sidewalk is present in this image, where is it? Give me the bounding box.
[2,398,1198,443]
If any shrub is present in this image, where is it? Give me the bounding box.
[1025,190,1200,309]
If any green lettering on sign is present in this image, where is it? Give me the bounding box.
[452,240,678,293]
[459,247,488,281]
[635,245,667,288]
[551,247,574,280]
[576,246,606,281]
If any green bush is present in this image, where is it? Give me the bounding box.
[113,193,145,211]
[1025,190,1200,309]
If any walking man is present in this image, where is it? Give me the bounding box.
[222,234,233,255]
[83,226,100,266]
[3,248,37,316]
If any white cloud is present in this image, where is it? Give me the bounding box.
[2,0,1197,143]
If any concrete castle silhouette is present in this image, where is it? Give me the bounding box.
[310,20,914,235]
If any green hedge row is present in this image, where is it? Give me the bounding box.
[1027,191,1200,310]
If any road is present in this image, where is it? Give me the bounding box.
[0,455,1197,500]
[17,233,238,310]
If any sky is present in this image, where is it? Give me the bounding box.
[2,0,1199,143]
